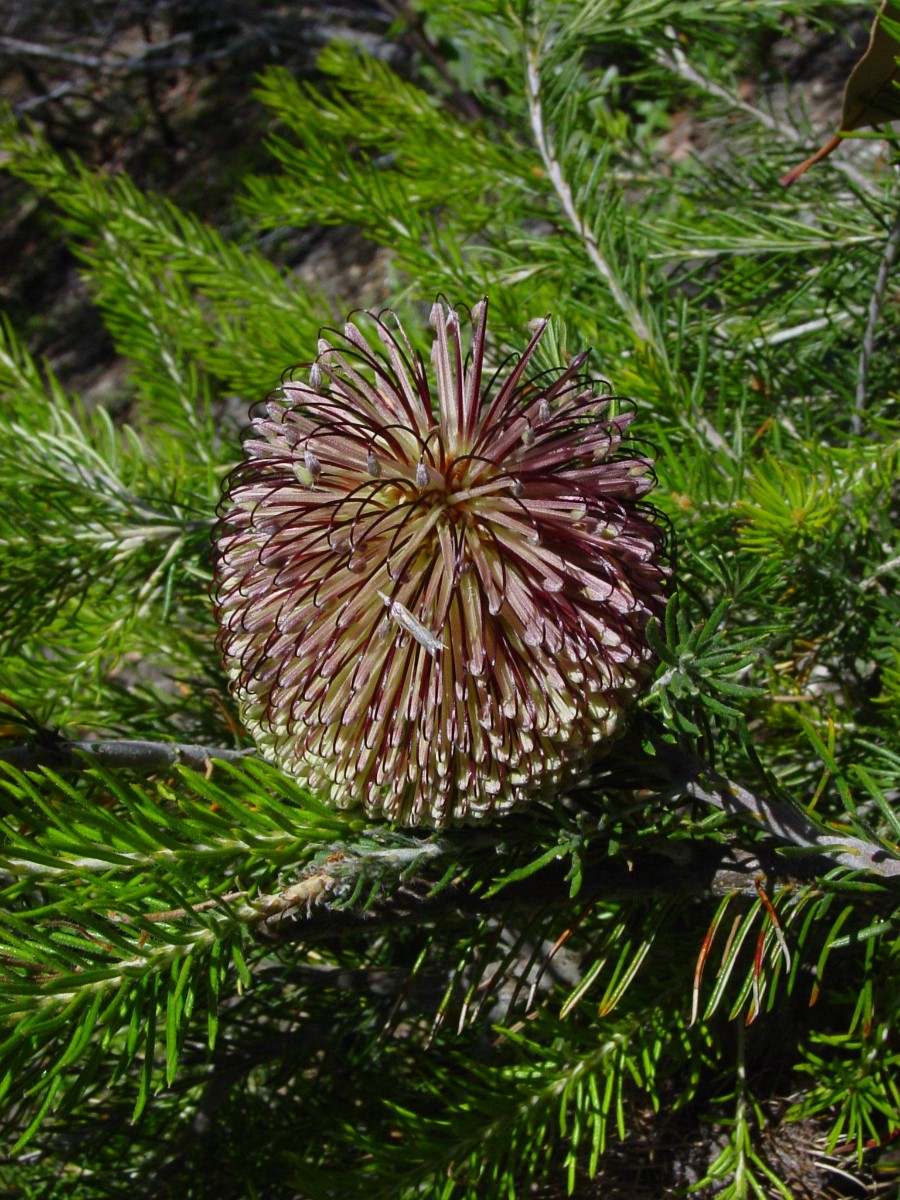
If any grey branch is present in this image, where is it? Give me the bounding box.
[854,198,900,433]
[0,739,256,773]
[0,33,262,76]
[655,40,879,196]
[524,42,653,346]
[656,45,786,135]
[0,33,195,71]
[682,764,900,879]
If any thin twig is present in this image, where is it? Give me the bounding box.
[15,79,79,113]
[524,42,653,346]
[655,41,879,196]
[111,891,249,923]
[0,33,188,71]
[658,45,786,136]
[854,200,900,433]
[375,0,482,121]
[0,36,115,69]
[0,33,256,75]
[861,553,900,589]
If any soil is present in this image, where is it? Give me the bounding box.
[0,0,398,406]
[0,2,882,410]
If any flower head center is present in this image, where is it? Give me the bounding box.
[213,297,670,827]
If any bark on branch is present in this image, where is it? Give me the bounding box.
[249,839,851,945]
[0,738,254,773]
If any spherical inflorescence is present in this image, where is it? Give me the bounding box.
[213,299,669,826]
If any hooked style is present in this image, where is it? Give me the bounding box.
[213,298,669,826]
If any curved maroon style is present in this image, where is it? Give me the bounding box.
[213,299,669,826]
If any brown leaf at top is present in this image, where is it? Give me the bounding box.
[781,2,900,187]
[842,1,900,128]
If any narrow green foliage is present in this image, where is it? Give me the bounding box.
[645,593,775,737]
[0,0,899,1195]
[0,755,452,1150]
[0,110,325,402]
[246,46,519,236]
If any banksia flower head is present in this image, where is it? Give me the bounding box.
[213,299,669,827]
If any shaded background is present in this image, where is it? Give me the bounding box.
[0,0,872,406]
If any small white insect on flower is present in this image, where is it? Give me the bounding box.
[376,591,445,657]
